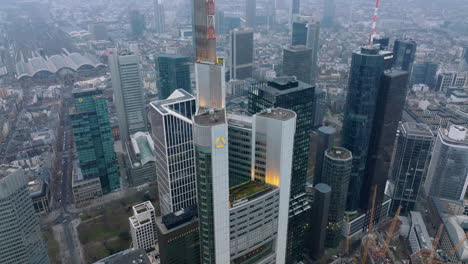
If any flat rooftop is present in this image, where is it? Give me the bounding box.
[133,201,154,215]
[94,248,151,264]
[256,108,296,121]
[0,165,20,180]
[326,147,352,160]
[229,181,275,205]
[402,122,433,138]
[149,89,195,115]
[193,108,226,126]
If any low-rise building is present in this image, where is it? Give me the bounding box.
[129,201,157,252]
[28,180,50,215]
[93,248,151,264]
[126,132,157,187]
[72,163,103,208]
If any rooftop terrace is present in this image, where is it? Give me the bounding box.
[229,181,275,206]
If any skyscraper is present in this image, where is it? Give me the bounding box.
[0,165,50,264]
[307,183,331,260]
[291,17,320,85]
[230,28,254,80]
[246,0,256,28]
[130,10,146,39]
[109,53,147,143]
[193,109,230,264]
[425,125,468,201]
[292,0,300,16]
[249,77,315,263]
[129,201,157,251]
[459,47,468,72]
[155,54,191,100]
[282,45,313,84]
[154,0,165,34]
[149,89,197,215]
[410,62,439,89]
[322,147,352,248]
[361,70,409,211]
[393,39,417,71]
[193,0,216,62]
[70,88,120,193]
[195,59,226,110]
[227,114,253,187]
[373,35,390,50]
[389,123,433,214]
[314,126,336,185]
[88,22,108,41]
[342,45,386,212]
[323,0,335,27]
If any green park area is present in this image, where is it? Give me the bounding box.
[78,186,158,262]
[42,228,61,264]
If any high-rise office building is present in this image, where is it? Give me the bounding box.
[156,205,200,264]
[292,0,300,16]
[389,123,433,214]
[130,10,146,39]
[361,70,409,211]
[342,45,386,212]
[322,147,352,248]
[193,0,216,62]
[227,114,253,187]
[393,39,417,71]
[314,126,336,185]
[459,47,468,72]
[313,88,326,127]
[410,62,439,89]
[230,28,254,80]
[129,201,157,251]
[246,0,256,28]
[193,109,230,264]
[154,0,165,34]
[291,18,320,85]
[155,54,191,100]
[307,183,331,260]
[70,88,120,193]
[195,59,226,110]
[323,0,335,27]
[109,53,147,143]
[249,77,315,263]
[126,132,157,187]
[0,165,50,264]
[88,22,108,41]
[373,35,390,50]
[229,108,296,264]
[282,45,313,84]
[425,125,468,201]
[149,89,197,215]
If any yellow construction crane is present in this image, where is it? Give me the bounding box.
[381,205,402,257]
[450,232,468,255]
[361,185,378,264]
[428,224,444,264]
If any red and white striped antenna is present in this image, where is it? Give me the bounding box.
[369,0,380,45]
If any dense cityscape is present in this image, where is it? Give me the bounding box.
[0,0,467,263]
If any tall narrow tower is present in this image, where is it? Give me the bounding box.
[193,0,217,62]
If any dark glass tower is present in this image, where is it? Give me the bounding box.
[156,54,191,100]
[70,89,120,193]
[246,0,256,28]
[342,45,386,212]
[230,28,254,80]
[282,45,313,84]
[410,62,439,89]
[314,126,336,185]
[373,36,390,50]
[290,18,320,85]
[307,183,331,260]
[323,0,335,27]
[292,20,308,46]
[392,39,417,71]
[361,70,409,212]
[322,147,352,248]
[292,0,300,15]
[248,77,315,263]
[389,123,433,214]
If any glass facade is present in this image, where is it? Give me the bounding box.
[321,147,352,248]
[342,46,385,212]
[228,119,253,187]
[389,123,433,215]
[156,55,191,100]
[230,29,254,80]
[71,89,120,193]
[313,126,336,185]
[392,39,417,71]
[248,78,315,263]
[282,45,313,85]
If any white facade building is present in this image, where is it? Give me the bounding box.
[129,201,157,251]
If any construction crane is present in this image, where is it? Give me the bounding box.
[428,224,444,264]
[450,232,468,255]
[381,205,402,257]
[361,185,378,264]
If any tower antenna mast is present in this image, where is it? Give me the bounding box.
[369,0,380,45]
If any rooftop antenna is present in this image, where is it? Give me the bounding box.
[369,0,380,45]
